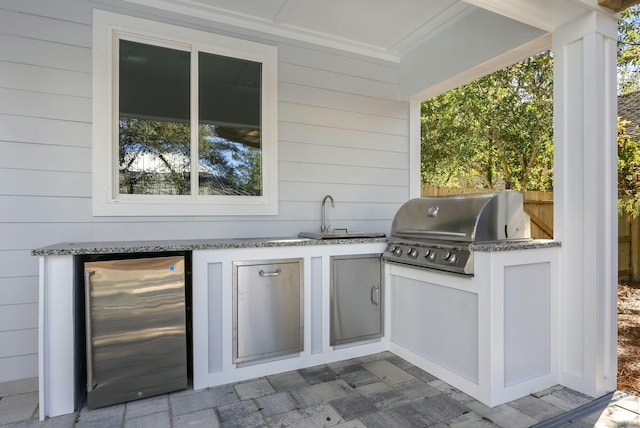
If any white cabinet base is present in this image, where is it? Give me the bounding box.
[386,247,559,407]
[191,243,387,391]
[37,242,560,418]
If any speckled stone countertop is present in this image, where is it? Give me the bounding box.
[33,237,560,256]
[471,239,561,252]
[32,236,389,256]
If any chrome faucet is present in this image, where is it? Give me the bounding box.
[321,195,335,233]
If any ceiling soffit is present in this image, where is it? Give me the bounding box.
[122,0,597,62]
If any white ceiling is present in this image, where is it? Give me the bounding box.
[124,0,594,61]
[189,0,471,53]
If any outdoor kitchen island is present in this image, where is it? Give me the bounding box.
[33,237,560,419]
[387,240,561,407]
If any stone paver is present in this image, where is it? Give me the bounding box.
[427,378,458,394]
[169,389,216,416]
[328,395,378,420]
[0,391,39,425]
[206,384,240,408]
[298,365,338,385]
[265,403,344,428]
[403,365,437,383]
[233,378,274,401]
[75,403,125,428]
[10,413,77,428]
[540,387,594,411]
[360,409,414,428]
[383,401,435,426]
[292,379,354,408]
[332,364,380,388]
[216,400,265,428]
[264,409,307,427]
[266,371,308,392]
[447,411,501,427]
[615,393,640,413]
[327,359,360,372]
[123,411,170,428]
[466,401,539,428]
[368,389,411,410]
[4,353,640,428]
[590,404,640,427]
[332,420,367,428]
[125,395,169,420]
[506,394,565,422]
[172,408,219,427]
[254,391,299,417]
[394,378,441,400]
[363,359,414,386]
[300,403,344,427]
[409,394,468,424]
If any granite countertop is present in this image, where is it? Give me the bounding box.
[471,239,561,252]
[33,237,561,256]
[31,236,389,256]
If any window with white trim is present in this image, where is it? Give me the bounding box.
[92,10,278,216]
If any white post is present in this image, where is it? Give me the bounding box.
[553,10,618,397]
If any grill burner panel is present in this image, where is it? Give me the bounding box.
[385,240,472,275]
[384,191,530,275]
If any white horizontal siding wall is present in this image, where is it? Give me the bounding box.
[0,0,409,382]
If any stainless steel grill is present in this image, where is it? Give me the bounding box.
[383,191,531,275]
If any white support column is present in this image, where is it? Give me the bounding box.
[553,10,618,397]
[409,98,422,199]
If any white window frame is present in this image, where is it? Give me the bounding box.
[92,10,278,216]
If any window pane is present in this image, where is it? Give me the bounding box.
[198,51,262,196]
[118,39,191,195]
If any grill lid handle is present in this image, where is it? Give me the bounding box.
[395,229,468,238]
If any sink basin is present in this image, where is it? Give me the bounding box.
[298,231,386,240]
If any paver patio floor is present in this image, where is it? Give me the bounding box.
[1,352,639,427]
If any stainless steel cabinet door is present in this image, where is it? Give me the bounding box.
[331,255,383,346]
[233,259,303,364]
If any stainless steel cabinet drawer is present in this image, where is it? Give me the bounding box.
[233,258,303,364]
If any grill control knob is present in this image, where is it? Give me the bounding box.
[408,248,418,258]
[443,251,457,263]
[391,245,402,256]
[424,249,436,261]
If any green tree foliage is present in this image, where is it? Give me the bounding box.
[618,118,640,217]
[421,51,554,191]
[119,118,261,196]
[618,5,640,95]
[618,5,640,217]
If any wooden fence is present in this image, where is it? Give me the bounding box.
[619,212,640,281]
[421,185,638,281]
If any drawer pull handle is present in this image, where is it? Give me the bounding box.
[84,270,97,391]
[259,268,281,277]
[371,286,380,305]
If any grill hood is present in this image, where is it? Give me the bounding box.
[390,191,531,243]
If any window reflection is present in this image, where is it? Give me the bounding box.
[119,118,191,195]
[118,40,190,195]
[117,40,263,197]
[198,125,261,196]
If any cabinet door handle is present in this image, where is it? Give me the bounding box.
[371,286,380,305]
[84,270,96,391]
[259,268,281,277]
